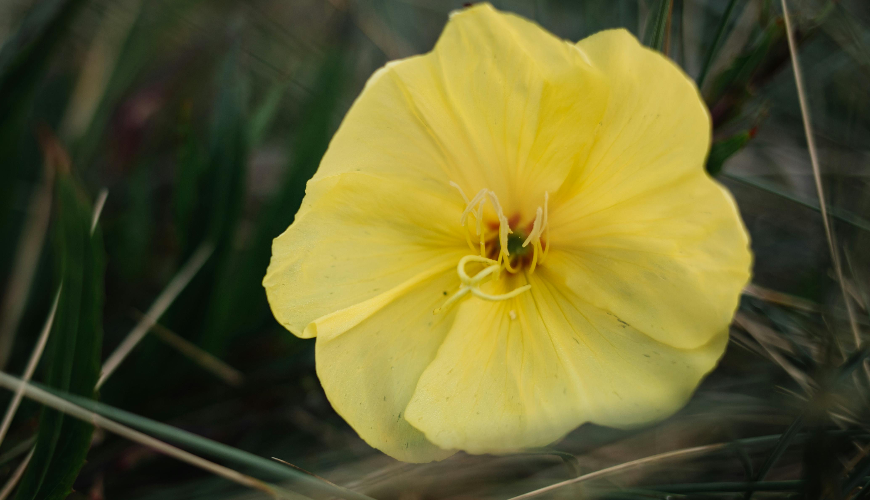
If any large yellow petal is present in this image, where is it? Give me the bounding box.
[545,29,750,349]
[404,271,727,453]
[550,174,750,350]
[313,269,458,463]
[263,173,467,337]
[311,3,607,215]
[557,28,711,212]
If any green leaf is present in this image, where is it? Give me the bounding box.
[182,46,250,354]
[248,81,288,148]
[0,0,86,251]
[644,0,672,52]
[744,413,805,500]
[200,49,347,354]
[26,380,374,500]
[15,171,104,500]
[696,0,745,88]
[706,127,756,176]
[707,21,783,107]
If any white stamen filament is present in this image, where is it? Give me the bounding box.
[522,207,543,248]
[434,255,531,314]
[449,181,470,204]
[440,183,549,313]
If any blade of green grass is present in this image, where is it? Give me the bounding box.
[506,430,866,500]
[0,159,54,370]
[97,241,214,388]
[172,44,249,355]
[15,162,104,500]
[706,127,756,176]
[744,412,804,500]
[780,0,864,366]
[0,372,310,500]
[0,373,375,500]
[697,0,744,87]
[652,480,804,493]
[0,0,86,233]
[0,449,34,500]
[722,173,870,233]
[0,286,61,446]
[200,48,347,354]
[0,438,35,469]
[645,0,673,52]
[248,81,288,148]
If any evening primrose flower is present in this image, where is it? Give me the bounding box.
[263,3,751,462]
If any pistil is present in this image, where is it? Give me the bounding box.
[437,182,550,314]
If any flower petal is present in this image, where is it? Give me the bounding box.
[263,173,467,337]
[404,271,727,453]
[311,4,608,212]
[547,29,751,349]
[550,176,751,350]
[314,269,459,463]
[558,28,711,212]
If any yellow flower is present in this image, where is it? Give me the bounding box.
[263,3,751,462]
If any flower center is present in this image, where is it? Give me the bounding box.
[434,183,549,314]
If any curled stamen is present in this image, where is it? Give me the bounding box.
[433,286,470,314]
[457,255,499,283]
[472,284,531,301]
[435,254,531,314]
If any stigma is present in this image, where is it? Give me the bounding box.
[435,183,549,314]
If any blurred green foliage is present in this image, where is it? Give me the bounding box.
[0,0,868,498]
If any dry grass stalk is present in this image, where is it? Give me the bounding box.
[0,372,286,499]
[0,286,61,446]
[780,0,864,353]
[98,241,215,388]
[141,312,244,387]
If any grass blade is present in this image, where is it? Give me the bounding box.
[645,0,673,52]
[140,314,244,387]
[706,127,756,176]
[97,241,214,388]
[0,286,61,446]
[0,156,54,370]
[15,163,105,500]
[723,173,870,233]
[780,0,864,357]
[697,0,743,87]
[0,448,34,500]
[744,413,804,500]
[0,372,308,500]
[0,372,375,500]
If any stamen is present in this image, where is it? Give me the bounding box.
[434,254,531,314]
[486,191,512,263]
[456,255,498,283]
[522,207,543,248]
[441,183,547,312]
[433,286,470,315]
[471,284,531,301]
[449,181,470,204]
[520,192,550,271]
[528,239,542,273]
[451,182,489,257]
[460,189,488,228]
